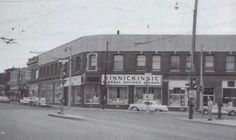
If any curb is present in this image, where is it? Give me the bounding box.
[48,113,85,121]
[178,118,236,127]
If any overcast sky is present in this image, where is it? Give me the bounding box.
[0,0,235,72]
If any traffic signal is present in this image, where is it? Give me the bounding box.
[191,77,197,90]
[199,85,204,92]
[61,67,66,78]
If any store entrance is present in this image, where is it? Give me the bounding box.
[203,88,214,106]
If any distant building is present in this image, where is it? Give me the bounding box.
[29,34,236,110]
[27,56,39,97]
[9,67,31,101]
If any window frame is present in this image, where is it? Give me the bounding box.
[113,54,124,71]
[152,55,161,71]
[170,55,180,72]
[204,55,215,72]
[87,53,98,71]
[137,55,146,70]
[226,55,235,72]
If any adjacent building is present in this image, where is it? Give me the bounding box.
[26,34,236,110]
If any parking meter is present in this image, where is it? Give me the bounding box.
[217,98,223,119]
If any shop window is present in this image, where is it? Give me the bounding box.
[205,55,214,72]
[170,55,180,72]
[152,55,161,71]
[113,55,124,71]
[137,55,146,70]
[186,55,191,72]
[87,53,97,71]
[107,87,128,105]
[72,86,81,104]
[84,86,100,104]
[169,88,185,107]
[226,56,235,72]
[203,88,214,106]
[228,81,235,87]
[135,87,161,104]
[223,88,236,107]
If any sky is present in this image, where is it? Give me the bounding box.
[0,0,235,72]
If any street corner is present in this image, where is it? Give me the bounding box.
[178,117,236,127]
[48,113,85,121]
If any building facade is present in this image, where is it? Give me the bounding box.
[9,67,31,101]
[31,34,236,110]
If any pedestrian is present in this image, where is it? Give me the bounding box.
[207,98,213,121]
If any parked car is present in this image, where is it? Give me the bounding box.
[129,101,169,112]
[34,98,49,107]
[0,96,10,103]
[20,97,39,106]
[199,104,236,116]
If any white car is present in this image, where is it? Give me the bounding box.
[20,97,39,105]
[200,104,236,116]
[0,96,10,103]
[35,98,49,107]
[129,101,169,112]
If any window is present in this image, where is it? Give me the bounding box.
[107,87,128,105]
[137,55,146,70]
[228,81,235,87]
[55,63,58,75]
[170,55,180,71]
[205,55,214,72]
[87,53,97,71]
[134,87,162,104]
[186,55,191,71]
[76,56,81,71]
[113,55,124,71]
[226,56,235,72]
[152,55,161,71]
[169,88,185,106]
[84,86,100,104]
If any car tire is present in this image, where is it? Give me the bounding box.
[229,111,236,116]
[202,109,208,115]
[131,107,139,111]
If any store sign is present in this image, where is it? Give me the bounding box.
[64,76,82,87]
[101,74,162,86]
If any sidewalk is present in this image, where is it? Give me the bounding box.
[179,118,236,127]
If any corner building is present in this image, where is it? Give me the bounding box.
[36,35,236,110]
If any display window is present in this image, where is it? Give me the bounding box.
[72,86,81,104]
[169,88,186,107]
[84,85,100,104]
[107,87,128,105]
[223,88,236,107]
[134,87,162,104]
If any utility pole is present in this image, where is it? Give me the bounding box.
[199,45,204,108]
[189,0,198,119]
[68,47,72,108]
[102,41,109,109]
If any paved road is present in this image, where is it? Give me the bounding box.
[0,103,235,140]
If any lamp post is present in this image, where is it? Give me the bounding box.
[175,0,199,119]
[64,47,72,108]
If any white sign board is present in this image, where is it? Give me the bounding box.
[101,74,162,86]
[64,75,82,87]
[189,90,196,98]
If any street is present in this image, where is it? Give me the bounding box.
[0,103,236,140]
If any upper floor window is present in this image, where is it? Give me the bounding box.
[87,53,97,71]
[137,55,146,70]
[76,56,81,71]
[152,55,161,71]
[170,55,180,72]
[113,55,123,71]
[226,56,235,72]
[205,55,214,72]
[186,55,191,72]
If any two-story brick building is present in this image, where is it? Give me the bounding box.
[33,34,236,110]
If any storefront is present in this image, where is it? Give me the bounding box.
[222,80,236,106]
[64,75,82,105]
[168,80,188,108]
[102,74,162,106]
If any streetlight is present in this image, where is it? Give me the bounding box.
[175,0,199,119]
[64,47,72,108]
